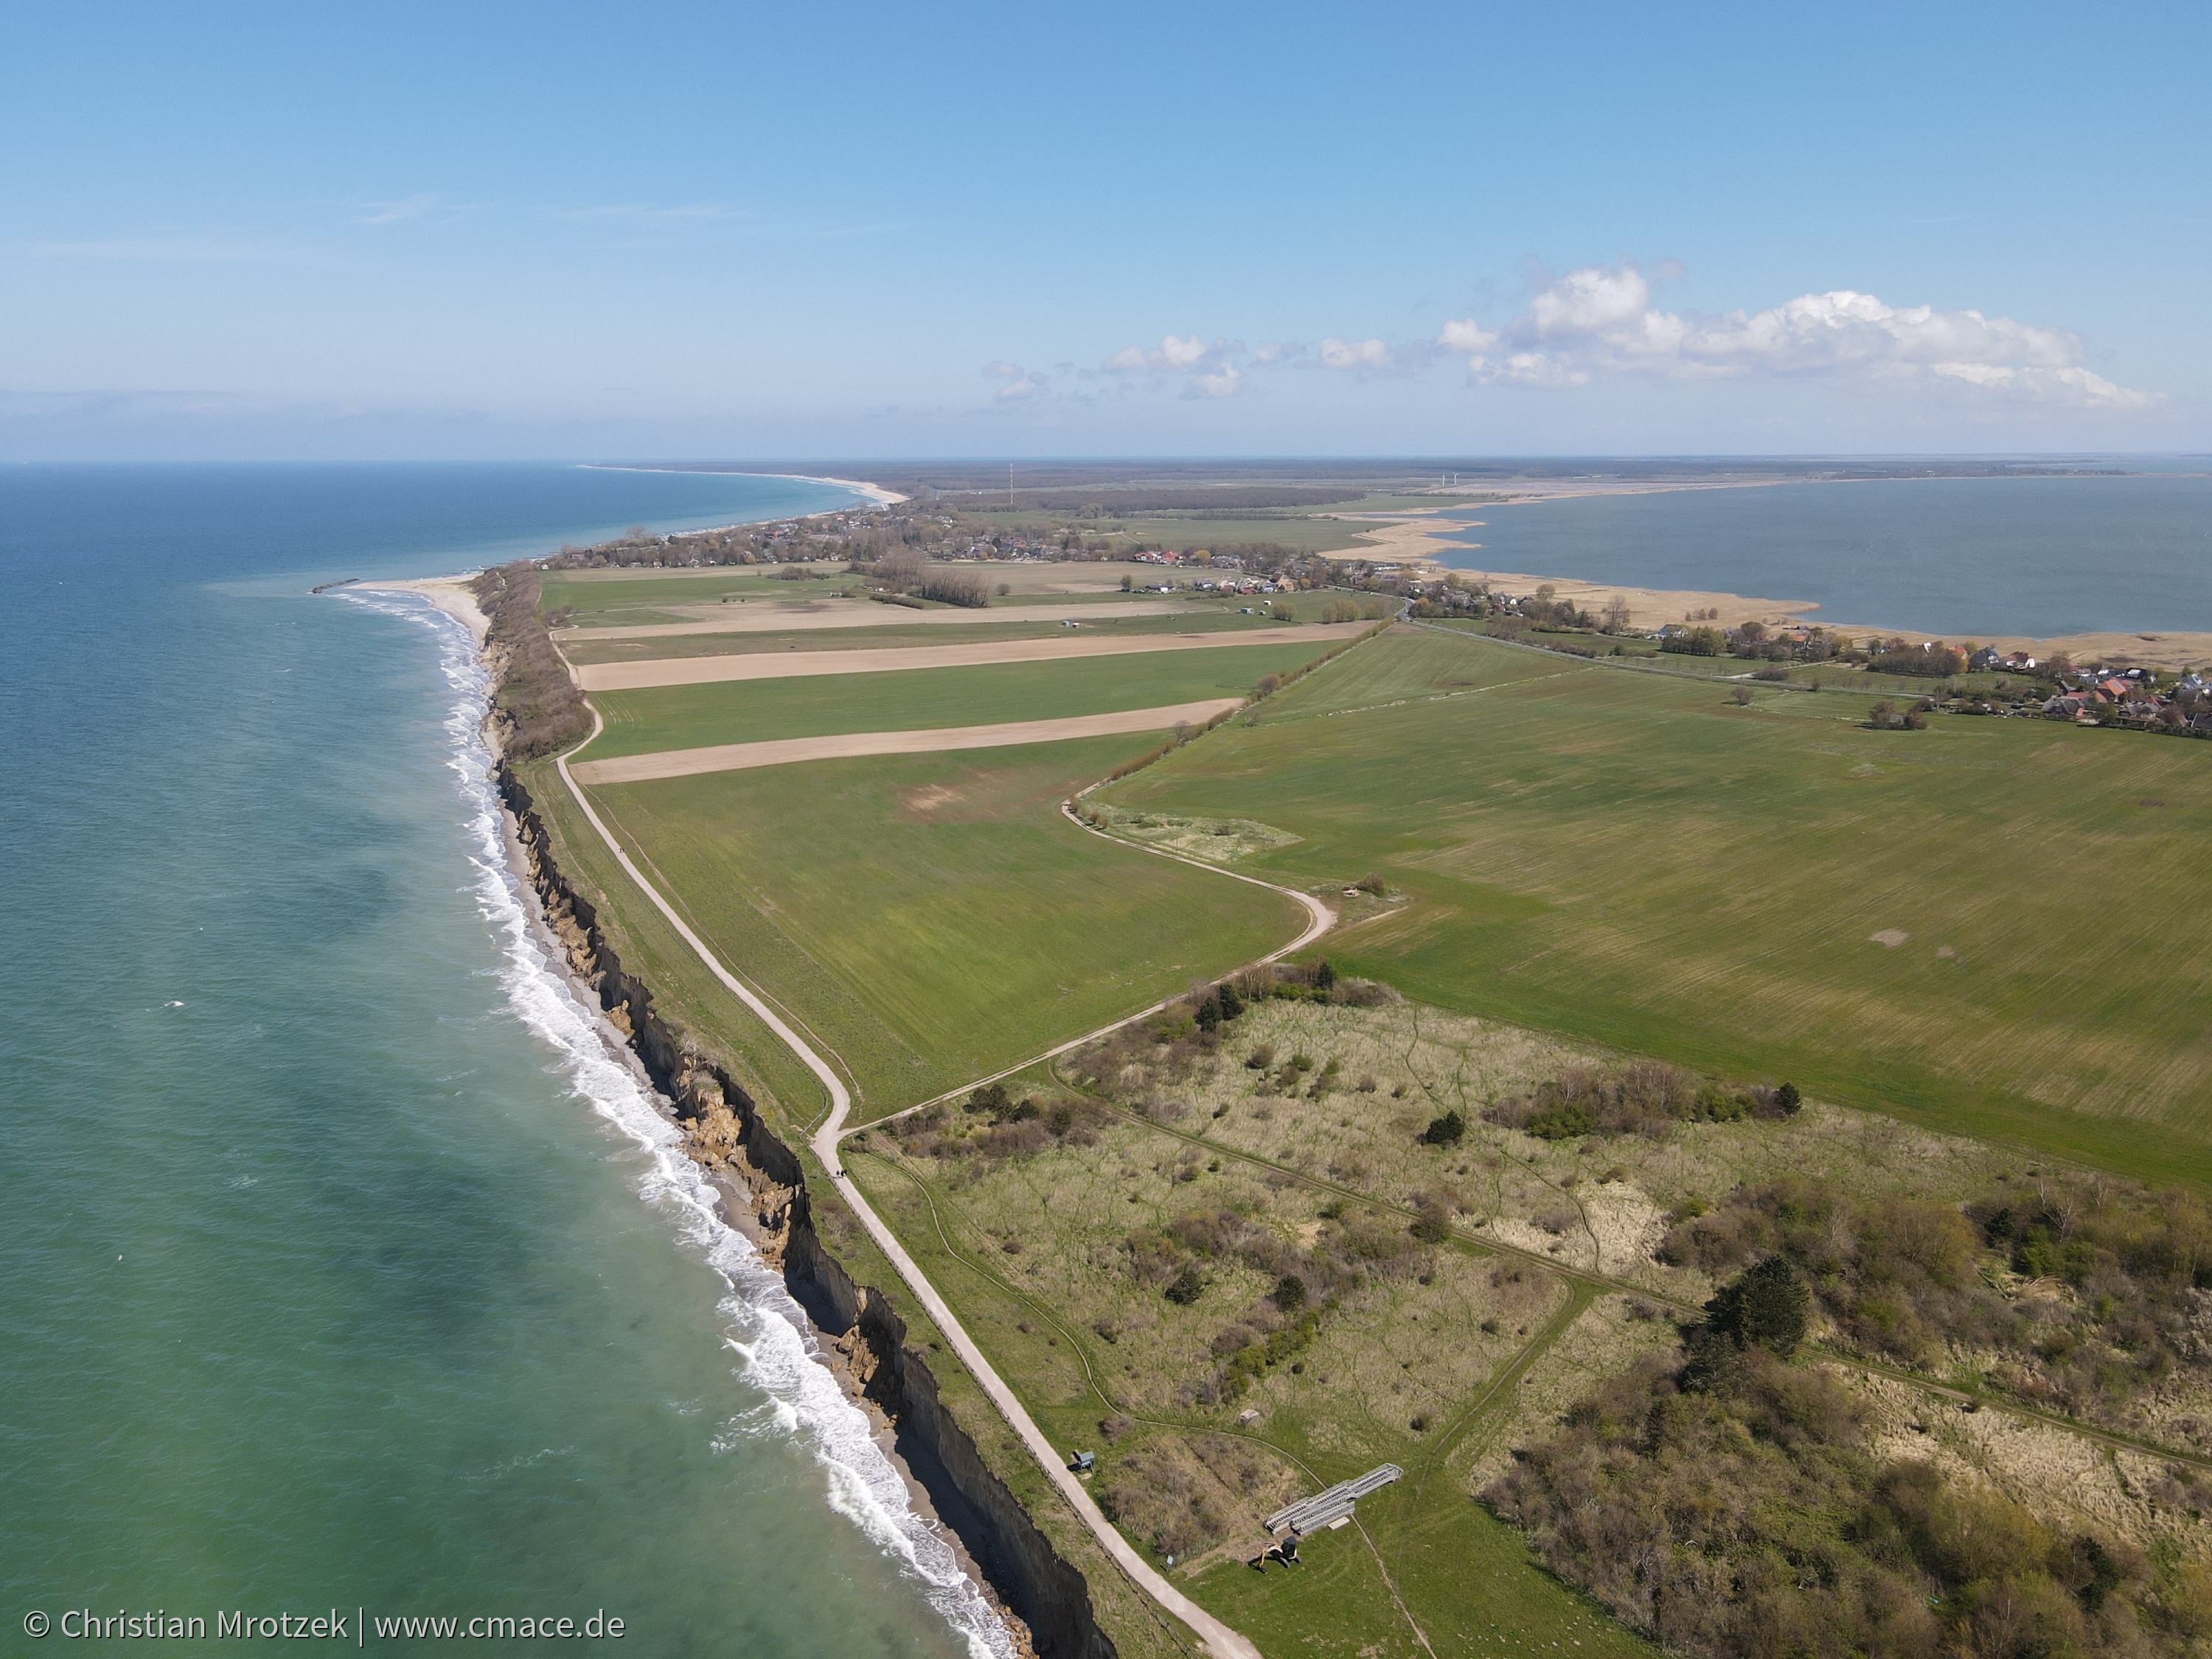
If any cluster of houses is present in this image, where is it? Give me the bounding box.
[2037,668,2212,730]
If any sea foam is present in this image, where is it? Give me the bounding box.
[352,591,1015,1659]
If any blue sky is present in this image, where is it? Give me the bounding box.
[4,1,2207,458]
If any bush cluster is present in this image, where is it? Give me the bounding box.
[1071,961,1394,1104]
[887,1089,1107,1163]
[470,562,592,759]
[1660,1173,2212,1433]
[1489,1253,2212,1658]
[1488,1326,2210,1658]
[1485,1062,1800,1141]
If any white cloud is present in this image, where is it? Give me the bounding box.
[1103,333,1228,373]
[1318,337,1392,369]
[1160,333,1211,367]
[1436,262,2154,408]
[1100,333,1243,396]
[1436,319,1498,355]
[983,361,1047,400]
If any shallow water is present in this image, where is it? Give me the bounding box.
[0,464,1005,1657]
[1439,472,2212,639]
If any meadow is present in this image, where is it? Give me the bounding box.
[539,565,854,625]
[580,641,1327,759]
[580,734,1307,1115]
[542,557,1259,630]
[848,987,2205,1659]
[1102,625,2212,1184]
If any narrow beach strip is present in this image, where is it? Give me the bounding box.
[568,698,1245,785]
[574,622,1366,691]
[557,598,1197,641]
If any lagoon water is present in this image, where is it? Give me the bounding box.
[0,465,1004,1658]
[1439,472,2212,639]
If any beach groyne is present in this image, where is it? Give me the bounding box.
[495,763,1116,1659]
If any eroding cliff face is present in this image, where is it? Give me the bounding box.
[500,766,1114,1659]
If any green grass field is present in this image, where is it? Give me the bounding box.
[1100,625,2212,1184]
[540,567,855,625]
[582,734,1307,1116]
[580,641,1330,759]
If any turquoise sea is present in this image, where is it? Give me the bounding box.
[0,465,1005,1658]
[1439,471,2212,639]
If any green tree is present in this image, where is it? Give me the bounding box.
[1164,1265,1206,1305]
[1707,1256,1808,1356]
[1422,1109,1467,1147]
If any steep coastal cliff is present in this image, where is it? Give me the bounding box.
[498,765,1118,1659]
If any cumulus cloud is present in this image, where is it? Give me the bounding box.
[1101,333,1241,393]
[1436,263,2154,407]
[1318,337,1393,370]
[983,361,1047,401]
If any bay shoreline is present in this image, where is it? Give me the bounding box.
[1342,502,2212,672]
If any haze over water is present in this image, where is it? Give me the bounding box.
[0,465,1001,1658]
[1440,472,2212,639]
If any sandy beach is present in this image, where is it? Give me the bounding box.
[578,465,908,508]
[353,575,489,644]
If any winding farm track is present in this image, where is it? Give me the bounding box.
[553,700,1329,1659]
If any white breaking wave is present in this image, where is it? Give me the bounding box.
[347,590,1015,1659]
